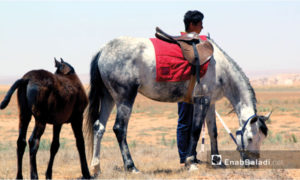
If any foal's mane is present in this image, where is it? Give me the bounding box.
[209,38,257,113]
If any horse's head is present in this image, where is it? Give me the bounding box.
[236,112,271,163]
[54,58,75,75]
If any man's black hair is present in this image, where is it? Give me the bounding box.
[184,10,204,31]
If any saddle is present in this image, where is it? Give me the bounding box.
[155,27,214,103]
[155,27,213,65]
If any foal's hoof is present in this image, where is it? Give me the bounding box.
[16,174,23,179]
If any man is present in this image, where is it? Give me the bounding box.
[177,10,204,164]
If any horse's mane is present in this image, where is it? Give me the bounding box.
[209,37,257,113]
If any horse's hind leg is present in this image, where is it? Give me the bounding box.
[16,86,32,179]
[45,124,62,179]
[71,115,91,179]
[28,121,46,179]
[113,99,138,173]
[91,94,114,177]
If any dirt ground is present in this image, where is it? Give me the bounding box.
[0,85,299,179]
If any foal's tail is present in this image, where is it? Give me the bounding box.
[0,79,28,109]
[86,51,103,155]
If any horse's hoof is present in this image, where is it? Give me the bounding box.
[128,167,140,174]
[92,165,101,178]
[93,172,100,178]
[212,162,226,169]
[132,169,140,174]
[188,163,198,172]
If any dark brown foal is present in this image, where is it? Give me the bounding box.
[0,58,91,179]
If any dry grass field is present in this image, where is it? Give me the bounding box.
[0,85,300,179]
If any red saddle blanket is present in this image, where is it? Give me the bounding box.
[150,36,210,82]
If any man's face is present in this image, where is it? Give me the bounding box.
[188,21,203,34]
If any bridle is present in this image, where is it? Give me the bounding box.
[215,111,257,152]
[235,114,257,151]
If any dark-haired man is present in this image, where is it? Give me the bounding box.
[177,10,204,165]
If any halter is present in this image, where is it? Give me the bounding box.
[235,114,257,151]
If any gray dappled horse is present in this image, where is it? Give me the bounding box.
[86,36,269,175]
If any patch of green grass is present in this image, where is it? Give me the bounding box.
[102,136,115,142]
[291,113,300,118]
[129,140,137,148]
[275,134,282,143]
[146,127,171,132]
[39,139,51,151]
[221,140,229,145]
[258,106,272,113]
[167,113,177,119]
[34,138,69,151]
[290,134,298,143]
[0,143,10,151]
[159,135,176,148]
[281,125,290,128]
[138,132,151,136]
[0,91,7,95]
[160,135,167,146]
[290,128,299,132]
[169,139,176,149]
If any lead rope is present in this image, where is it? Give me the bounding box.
[215,111,238,145]
[200,120,206,152]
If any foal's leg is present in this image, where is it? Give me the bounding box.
[16,109,32,179]
[28,121,46,179]
[45,124,62,179]
[113,101,138,173]
[71,116,91,179]
[185,96,210,169]
[16,84,32,179]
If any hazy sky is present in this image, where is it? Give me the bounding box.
[0,1,300,78]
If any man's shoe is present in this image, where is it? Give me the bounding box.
[195,159,202,164]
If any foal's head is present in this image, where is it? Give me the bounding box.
[54,58,75,75]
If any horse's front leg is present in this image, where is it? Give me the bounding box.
[206,105,226,167]
[185,96,210,170]
[205,105,219,155]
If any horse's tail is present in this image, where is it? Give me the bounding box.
[0,79,28,109]
[86,51,103,155]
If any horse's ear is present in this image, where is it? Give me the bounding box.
[264,111,273,121]
[54,58,60,67]
[60,58,64,63]
[250,116,258,124]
